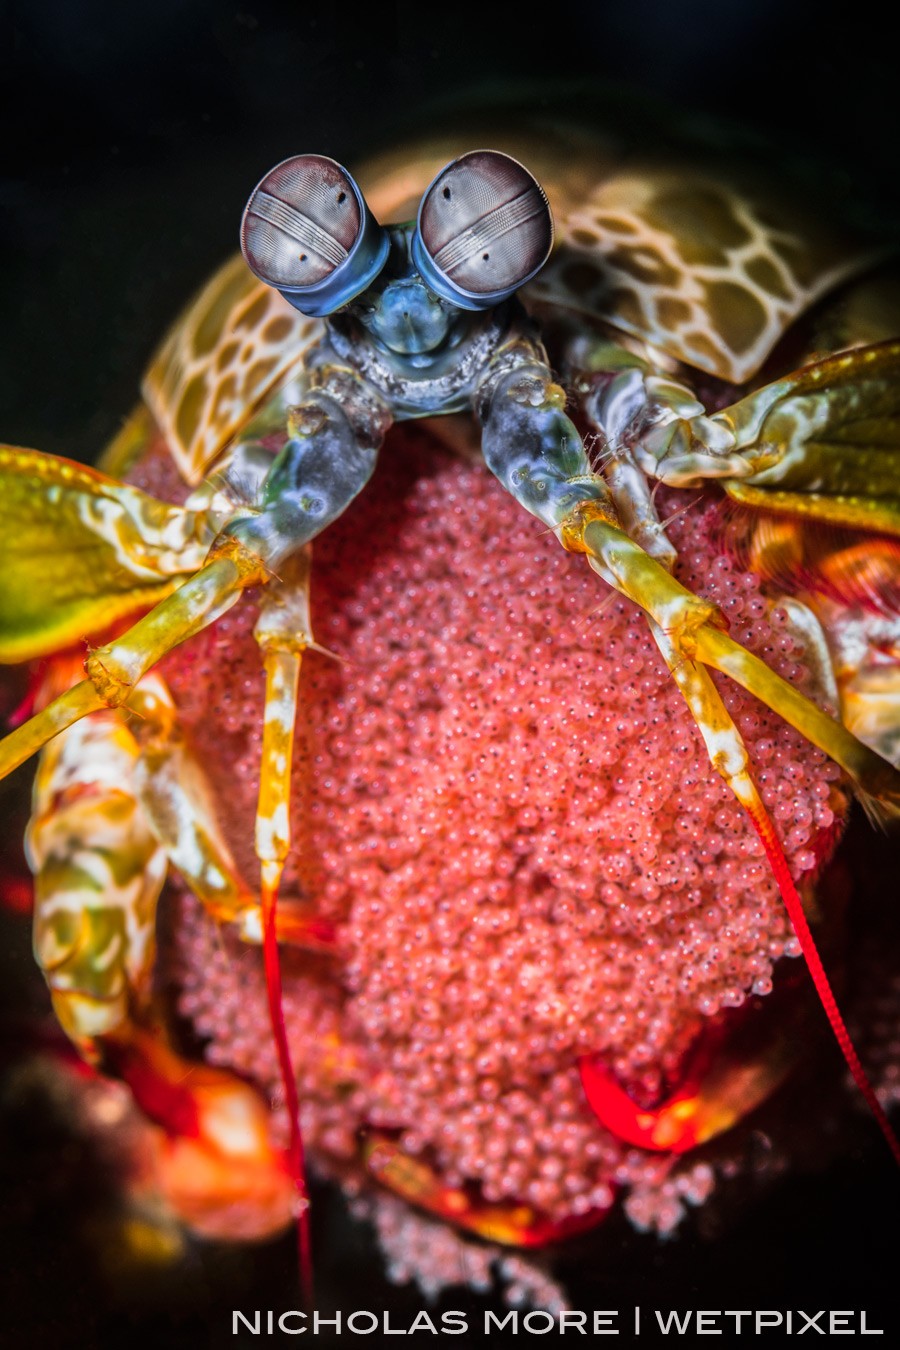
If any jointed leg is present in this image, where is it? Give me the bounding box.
[0,541,266,781]
[648,625,900,1163]
[126,669,333,950]
[478,339,900,1157]
[250,550,318,1287]
[567,507,900,808]
[127,674,255,924]
[2,362,393,1244]
[252,549,316,913]
[477,338,900,807]
[0,364,391,783]
[575,351,692,566]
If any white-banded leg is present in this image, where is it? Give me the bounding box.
[649,624,900,1163]
[566,337,733,567]
[477,340,900,1160]
[579,360,684,567]
[249,548,322,1295]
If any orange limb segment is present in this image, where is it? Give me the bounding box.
[363,1132,613,1246]
[105,1026,296,1241]
[579,1007,800,1152]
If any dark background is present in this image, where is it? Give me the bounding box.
[4,0,900,464]
[1,2,899,1346]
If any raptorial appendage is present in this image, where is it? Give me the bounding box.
[0,354,391,777]
[225,363,392,568]
[476,333,900,809]
[3,128,900,1277]
[0,372,382,1272]
[0,444,213,662]
[478,337,619,532]
[474,331,900,1159]
[632,340,900,529]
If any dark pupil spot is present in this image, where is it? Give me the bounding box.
[300,254,307,261]
[337,191,347,204]
[482,253,489,261]
[442,186,451,200]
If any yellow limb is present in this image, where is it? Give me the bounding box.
[0,536,268,784]
[692,625,900,807]
[650,621,764,818]
[0,681,108,779]
[257,647,302,908]
[562,505,900,808]
[726,481,900,537]
[253,550,314,913]
[646,625,900,1164]
[84,540,266,702]
[251,551,315,1297]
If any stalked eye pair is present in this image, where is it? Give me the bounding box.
[240,150,553,317]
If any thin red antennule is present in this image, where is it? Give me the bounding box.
[744,799,900,1166]
[261,869,313,1305]
[646,624,900,1164]
[254,561,316,1302]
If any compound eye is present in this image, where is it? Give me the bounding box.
[240,154,388,315]
[413,150,553,309]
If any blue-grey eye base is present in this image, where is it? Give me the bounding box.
[274,208,390,317]
[410,209,548,312]
[242,165,390,318]
[411,149,553,311]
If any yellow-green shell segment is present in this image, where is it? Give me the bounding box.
[722,340,900,536]
[0,446,212,662]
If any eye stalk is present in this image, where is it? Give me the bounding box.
[240,154,390,317]
[411,150,553,311]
